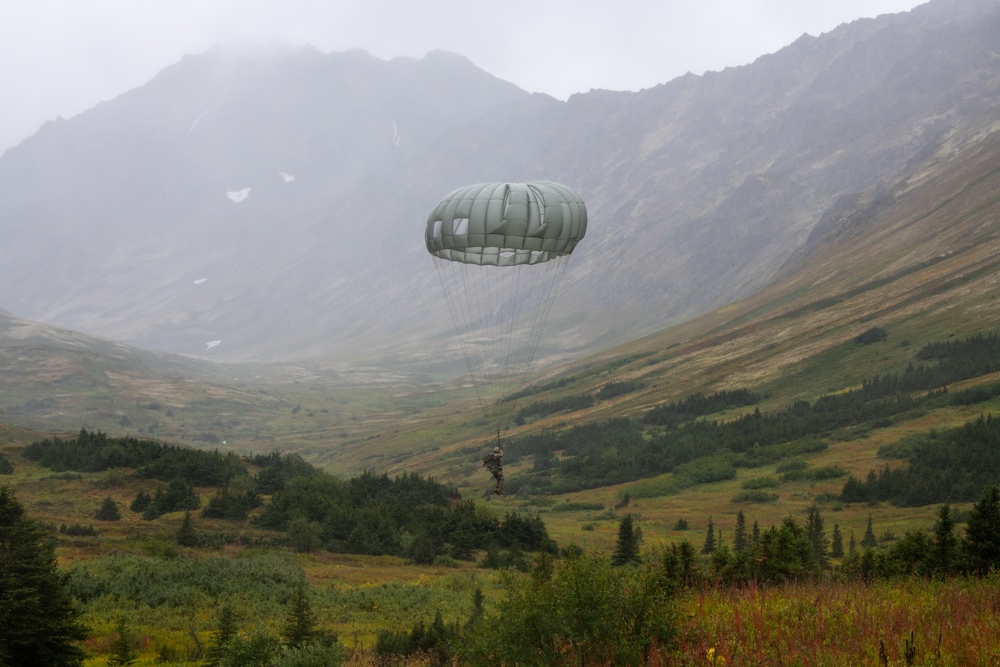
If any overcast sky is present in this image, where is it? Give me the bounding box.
[1,0,926,155]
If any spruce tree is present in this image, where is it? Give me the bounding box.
[701,517,717,554]
[0,486,87,666]
[676,540,699,584]
[964,485,1000,574]
[805,505,828,567]
[611,514,642,566]
[466,588,485,629]
[204,602,238,667]
[282,581,316,648]
[95,496,121,521]
[107,616,136,666]
[830,523,844,558]
[931,503,958,577]
[861,514,878,548]
[733,511,748,554]
[176,511,197,547]
[129,490,151,514]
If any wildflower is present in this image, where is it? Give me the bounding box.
[707,647,726,665]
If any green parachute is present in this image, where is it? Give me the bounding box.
[425,181,588,432]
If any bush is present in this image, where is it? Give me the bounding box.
[627,476,695,498]
[780,465,848,482]
[672,455,736,484]
[732,491,780,503]
[742,476,779,489]
[60,523,98,536]
[855,327,889,345]
[550,502,604,512]
[458,554,675,666]
[597,380,645,400]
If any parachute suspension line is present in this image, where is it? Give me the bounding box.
[432,257,490,417]
[495,257,539,429]
[498,256,570,431]
[485,260,516,418]
[433,255,568,431]
[425,181,587,435]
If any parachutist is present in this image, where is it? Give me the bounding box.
[483,444,504,495]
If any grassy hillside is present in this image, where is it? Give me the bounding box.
[2,124,1000,554]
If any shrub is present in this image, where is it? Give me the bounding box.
[458,554,675,666]
[855,327,889,345]
[742,476,779,489]
[732,491,780,503]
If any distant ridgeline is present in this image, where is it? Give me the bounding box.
[23,430,554,563]
[505,333,1000,505]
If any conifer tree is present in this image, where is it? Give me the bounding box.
[204,602,238,667]
[129,490,151,514]
[95,496,121,521]
[107,616,136,666]
[466,587,485,629]
[964,485,1000,574]
[282,581,316,648]
[805,505,828,567]
[701,516,717,554]
[830,523,844,558]
[861,514,878,548]
[931,503,958,577]
[0,486,87,666]
[676,540,699,584]
[733,511,748,554]
[176,511,197,547]
[611,514,642,566]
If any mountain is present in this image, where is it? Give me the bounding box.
[1,0,999,370]
[3,86,1000,481]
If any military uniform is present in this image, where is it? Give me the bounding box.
[485,446,504,494]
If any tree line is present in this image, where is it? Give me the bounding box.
[655,484,1000,585]
[23,429,245,486]
[20,431,557,563]
[504,333,1000,501]
[840,414,1000,506]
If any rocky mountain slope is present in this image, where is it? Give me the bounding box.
[1,0,999,369]
[3,90,1000,479]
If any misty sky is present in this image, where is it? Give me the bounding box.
[1,0,926,155]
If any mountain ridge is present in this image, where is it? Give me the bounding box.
[1,0,999,371]
[3,97,1000,483]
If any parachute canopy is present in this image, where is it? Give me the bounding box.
[425,181,588,431]
[425,181,587,266]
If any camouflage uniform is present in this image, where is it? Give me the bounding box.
[484,446,504,494]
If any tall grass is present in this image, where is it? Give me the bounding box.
[671,575,1000,666]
